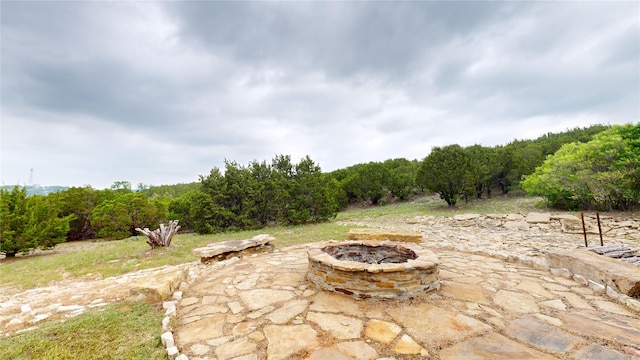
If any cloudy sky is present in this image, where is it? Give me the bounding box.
[1,1,638,189]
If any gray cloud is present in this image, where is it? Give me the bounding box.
[1,1,637,188]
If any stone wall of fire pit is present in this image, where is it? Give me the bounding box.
[307,240,440,300]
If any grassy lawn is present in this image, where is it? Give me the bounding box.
[0,302,166,360]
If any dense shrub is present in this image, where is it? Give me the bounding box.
[522,123,640,210]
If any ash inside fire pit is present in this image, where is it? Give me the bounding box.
[322,244,417,264]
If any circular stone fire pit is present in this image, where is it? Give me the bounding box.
[307,241,440,300]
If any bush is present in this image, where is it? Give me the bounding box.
[522,123,640,211]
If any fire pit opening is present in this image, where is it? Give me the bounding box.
[322,243,417,264]
[307,241,440,300]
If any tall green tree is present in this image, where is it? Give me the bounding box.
[417,144,471,207]
[0,187,73,257]
[464,145,500,199]
[54,186,99,240]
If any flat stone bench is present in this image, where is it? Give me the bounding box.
[193,234,275,263]
[546,249,640,297]
[347,228,423,243]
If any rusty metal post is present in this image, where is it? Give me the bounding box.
[581,212,588,247]
[596,211,603,246]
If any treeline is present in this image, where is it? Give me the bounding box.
[2,124,624,256]
[170,155,339,233]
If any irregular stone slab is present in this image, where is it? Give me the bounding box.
[439,332,557,359]
[550,214,580,221]
[515,280,554,299]
[504,221,529,231]
[347,228,422,243]
[574,345,632,360]
[546,249,640,297]
[264,325,319,360]
[393,334,427,355]
[507,315,581,353]
[560,218,599,234]
[181,304,228,317]
[193,234,275,263]
[561,312,640,347]
[453,214,481,221]
[387,304,491,347]
[505,214,524,221]
[337,341,378,360]
[266,300,308,324]
[593,300,636,317]
[227,301,244,314]
[129,265,188,303]
[307,311,363,340]
[555,292,593,310]
[308,292,362,317]
[493,290,539,313]
[246,305,275,319]
[238,289,295,311]
[526,212,550,223]
[176,313,225,343]
[365,319,402,344]
[534,314,563,327]
[441,281,489,304]
[307,347,351,360]
[215,337,257,360]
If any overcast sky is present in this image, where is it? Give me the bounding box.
[1,1,638,189]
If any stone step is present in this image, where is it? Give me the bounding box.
[129,265,189,303]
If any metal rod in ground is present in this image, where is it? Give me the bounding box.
[596,211,603,246]
[581,212,588,247]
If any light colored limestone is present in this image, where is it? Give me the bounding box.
[364,319,401,344]
[493,290,539,313]
[264,325,319,360]
[306,311,363,340]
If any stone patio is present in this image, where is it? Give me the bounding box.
[173,243,640,359]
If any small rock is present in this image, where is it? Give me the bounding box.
[161,331,175,348]
[166,346,179,360]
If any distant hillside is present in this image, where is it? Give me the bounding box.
[0,185,69,196]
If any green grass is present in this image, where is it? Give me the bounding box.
[0,302,166,360]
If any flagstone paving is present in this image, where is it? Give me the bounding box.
[174,244,640,360]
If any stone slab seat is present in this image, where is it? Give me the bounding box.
[193,234,276,263]
[129,265,188,303]
[546,249,640,297]
[347,228,422,243]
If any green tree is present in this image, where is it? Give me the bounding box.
[0,187,73,257]
[110,180,132,192]
[522,123,640,210]
[91,193,168,239]
[417,144,471,207]
[54,186,99,240]
[285,156,338,224]
[383,158,419,201]
[464,145,500,199]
